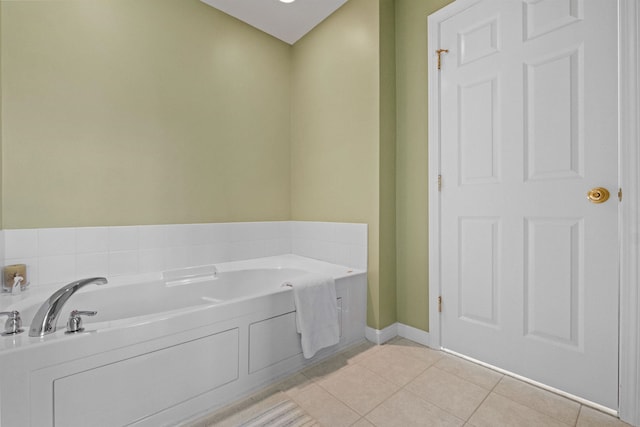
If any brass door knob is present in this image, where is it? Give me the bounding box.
[587,187,610,204]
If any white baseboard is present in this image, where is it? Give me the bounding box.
[365,323,430,347]
[365,323,397,344]
[397,323,430,347]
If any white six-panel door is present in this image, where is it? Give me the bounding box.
[437,0,619,409]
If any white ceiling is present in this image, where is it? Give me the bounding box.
[200,0,348,45]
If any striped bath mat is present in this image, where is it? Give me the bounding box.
[239,399,316,427]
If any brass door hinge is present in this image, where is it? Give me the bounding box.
[438,175,442,192]
[618,188,623,202]
[438,296,443,313]
[436,49,449,70]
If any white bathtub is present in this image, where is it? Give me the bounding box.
[0,255,367,427]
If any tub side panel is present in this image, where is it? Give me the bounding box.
[53,329,239,427]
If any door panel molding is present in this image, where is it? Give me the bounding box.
[524,45,584,181]
[523,0,583,42]
[458,216,501,327]
[523,217,583,350]
[428,0,639,424]
[458,77,501,185]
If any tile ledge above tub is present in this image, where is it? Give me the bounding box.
[0,222,367,289]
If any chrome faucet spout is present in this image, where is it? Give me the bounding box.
[29,277,107,337]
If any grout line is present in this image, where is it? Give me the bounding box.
[372,344,472,423]
[492,377,582,426]
[575,405,583,427]
[436,352,503,389]
[293,351,372,419]
[314,362,389,417]
[484,386,579,427]
[311,345,411,420]
[353,345,438,419]
[360,383,406,421]
[464,369,504,423]
[399,381,467,424]
[440,353,585,426]
[407,364,484,424]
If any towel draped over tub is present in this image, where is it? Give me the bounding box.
[284,273,340,359]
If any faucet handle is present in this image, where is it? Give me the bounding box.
[65,310,97,334]
[0,311,24,336]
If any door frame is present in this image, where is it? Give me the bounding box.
[427,0,640,424]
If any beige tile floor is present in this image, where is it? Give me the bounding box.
[187,338,632,427]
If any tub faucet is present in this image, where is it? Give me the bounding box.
[29,277,107,337]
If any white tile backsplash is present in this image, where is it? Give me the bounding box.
[138,225,168,250]
[187,245,214,266]
[290,222,367,269]
[164,246,190,270]
[230,240,261,260]
[188,224,212,246]
[333,222,368,246]
[166,224,191,247]
[39,254,76,286]
[277,238,292,255]
[208,223,231,243]
[290,221,317,241]
[209,243,231,263]
[38,228,76,256]
[5,229,38,259]
[76,253,109,278]
[326,242,348,266]
[76,227,109,253]
[347,244,368,270]
[1,221,367,287]
[228,222,252,242]
[138,249,166,274]
[108,251,139,276]
[0,231,4,275]
[108,226,139,252]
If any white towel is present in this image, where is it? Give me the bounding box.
[287,273,340,359]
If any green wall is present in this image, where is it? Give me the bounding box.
[379,0,397,329]
[1,0,291,228]
[1,0,453,333]
[395,0,454,331]
[290,0,399,330]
